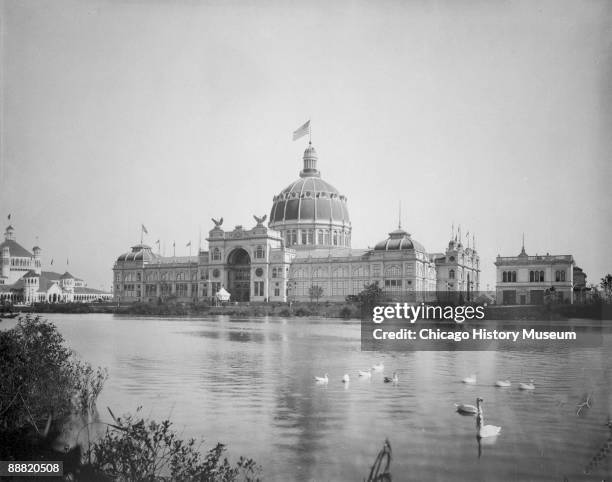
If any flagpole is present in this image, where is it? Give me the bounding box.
[309,118,312,144]
[140,225,143,245]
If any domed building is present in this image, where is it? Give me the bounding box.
[113,139,480,304]
[269,144,351,250]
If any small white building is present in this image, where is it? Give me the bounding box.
[494,243,576,305]
[0,224,112,305]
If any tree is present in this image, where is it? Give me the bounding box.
[600,274,612,303]
[309,285,324,304]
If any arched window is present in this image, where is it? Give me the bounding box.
[332,230,338,246]
[529,271,534,282]
[561,271,565,281]
[324,230,330,245]
[307,229,314,244]
[512,271,517,282]
[212,248,221,261]
[317,230,324,245]
[301,230,307,245]
[449,269,455,280]
[291,230,297,245]
[272,268,277,278]
[540,271,544,282]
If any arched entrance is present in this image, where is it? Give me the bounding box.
[227,248,251,302]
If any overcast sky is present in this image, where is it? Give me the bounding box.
[1,0,611,291]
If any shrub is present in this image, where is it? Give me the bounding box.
[294,306,312,317]
[339,305,356,319]
[0,316,107,437]
[88,408,260,482]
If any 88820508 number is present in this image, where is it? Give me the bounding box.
[0,461,63,477]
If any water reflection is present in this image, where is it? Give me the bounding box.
[10,314,611,481]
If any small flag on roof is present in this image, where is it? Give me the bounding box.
[141,224,148,235]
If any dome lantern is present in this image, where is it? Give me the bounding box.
[300,142,320,178]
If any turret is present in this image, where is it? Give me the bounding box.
[23,270,40,304]
[4,225,15,241]
[32,246,42,275]
[1,246,9,281]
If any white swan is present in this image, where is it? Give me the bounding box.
[358,369,372,378]
[462,374,477,384]
[518,379,535,390]
[372,362,384,372]
[455,403,478,415]
[476,398,501,438]
[495,380,511,387]
[314,373,328,383]
[342,374,350,383]
[384,372,399,383]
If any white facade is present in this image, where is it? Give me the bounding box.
[494,245,575,304]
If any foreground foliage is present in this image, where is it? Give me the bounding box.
[0,315,107,437]
[88,408,260,482]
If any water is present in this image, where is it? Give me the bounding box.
[4,314,611,481]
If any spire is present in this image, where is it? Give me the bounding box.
[519,233,527,256]
[451,222,454,241]
[472,233,476,251]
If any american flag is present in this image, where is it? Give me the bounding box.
[292,120,310,141]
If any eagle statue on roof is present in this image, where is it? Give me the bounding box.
[211,217,223,228]
[253,214,267,225]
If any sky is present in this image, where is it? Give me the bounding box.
[1,0,611,291]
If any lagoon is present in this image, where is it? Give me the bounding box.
[5,314,611,481]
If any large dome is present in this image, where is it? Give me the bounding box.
[269,143,351,249]
[270,177,349,224]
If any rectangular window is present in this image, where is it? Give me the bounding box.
[301,230,307,245]
[176,283,188,297]
[254,281,264,297]
[274,288,280,297]
[307,229,314,244]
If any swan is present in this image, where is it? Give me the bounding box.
[476,398,501,438]
[518,379,535,390]
[342,374,350,383]
[462,374,477,384]
[358,369,372,378]
[455,403,478,415]
[495,380,511,387]
[372,362,384,372]
[314,374,329,383]
[384,372,399,383]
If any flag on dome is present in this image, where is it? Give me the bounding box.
[141,224,148,235]
[292,120,310,141]
[186,241,191,247]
